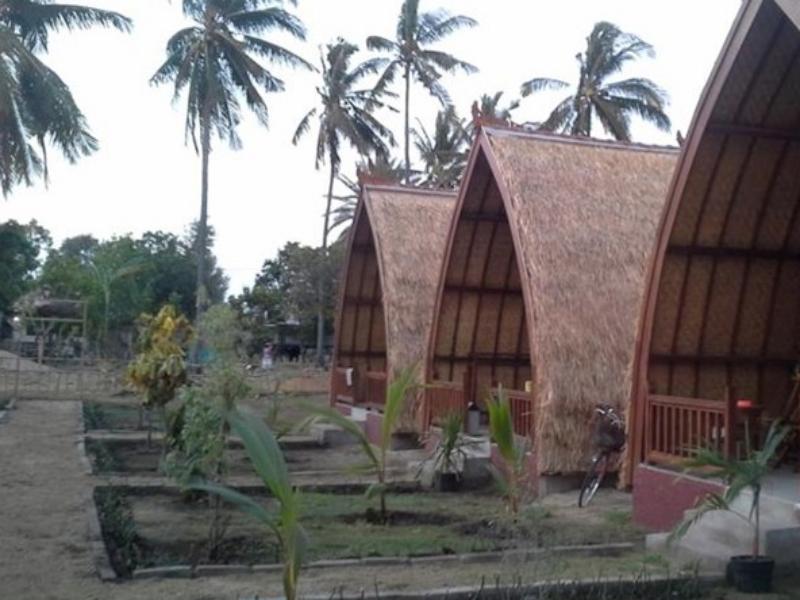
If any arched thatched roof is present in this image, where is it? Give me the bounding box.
[629,0,800,475]
[332,185,456,422]
[429,127,677,473]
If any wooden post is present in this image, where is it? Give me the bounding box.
[462,364,473,410]
[643,391,651,463]
[724,386,736,459]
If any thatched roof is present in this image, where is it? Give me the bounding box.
[365,185,457,374]
[628,0,800,477]
[333,185,457,425]
[430,126,678,473]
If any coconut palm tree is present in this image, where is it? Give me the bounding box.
[471,91,519,125]
[413,106,468,189]
[0,1,131,195]
[366,0,477,182]
[293,39,395,367]
[152,0,310,321]
[520,22,670,141]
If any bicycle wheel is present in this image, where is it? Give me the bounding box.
[578,452,608,508]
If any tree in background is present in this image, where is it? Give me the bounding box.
[0,0,130,194]
[0,220,51,316]
[231,240,345,359]
[520,22,670,141]
[37,226,226,353]
[413,106,469,189]
[152,0,310,322]
[367,0,477,182]
[472,91,520,125]
[293,39,395,367]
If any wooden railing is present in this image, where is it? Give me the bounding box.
[645,394,734,465]
[506,389,534,437]
[331,367,355,404]
[425,380,465,427]
[365,371,387,407]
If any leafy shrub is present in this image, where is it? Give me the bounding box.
[163,388,225,487]
[126,305,193,450]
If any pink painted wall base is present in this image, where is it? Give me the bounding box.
[633,464,723,531]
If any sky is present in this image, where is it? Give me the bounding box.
[1,0,743,295]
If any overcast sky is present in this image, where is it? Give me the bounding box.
[1,0,742,294]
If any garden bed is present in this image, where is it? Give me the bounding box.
[95,485,644,578]
[83,402,164,432]
[83,392,328,433]
[85,438,374,476]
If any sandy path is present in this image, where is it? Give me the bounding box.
[0,400,104,599]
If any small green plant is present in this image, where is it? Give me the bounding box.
[168,305,252,559]
[307,366,418,522]
[418,411,477,489]
[670,420,790,557]
[126,305,193,450]
[94,487,138,576]
[191,410,307,600]
[163,389,225,487]
[486,387,529,516]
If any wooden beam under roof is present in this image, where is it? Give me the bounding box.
[707,122,800,142]
[667,244,800,261]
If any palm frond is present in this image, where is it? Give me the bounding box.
[242,35,312,70]
[538,94,576,133]
[366,35,397,53]
[417,12,478,45]
[228,7,306,40]
[420,49,477,75]
[592,97,631,141]
[1,0,132,52]
[520,77,569,98]
[292,107,316,145]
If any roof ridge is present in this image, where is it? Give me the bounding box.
[482,124,680,154]
[363,183,458,197]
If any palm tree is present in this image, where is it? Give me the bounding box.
[366,0,477,182]
[413,106,468,189]
[0,1,131,195]
[471,91,519,125]
[152,0,310,323]
[293,39,395,367]
[520,22,670,141]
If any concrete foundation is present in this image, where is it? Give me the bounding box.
[637,464,800,568]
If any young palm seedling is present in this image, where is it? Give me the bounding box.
[486,387,529,517]
[670,421,790,593]
[419,411,475,491]
[191,410,307,600]
[306,366,418,523]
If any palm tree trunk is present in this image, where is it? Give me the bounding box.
[403,62,411,184]
[315,160,336,368]
[193,113,211,363]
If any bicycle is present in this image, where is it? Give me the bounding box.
[578,404,626,508]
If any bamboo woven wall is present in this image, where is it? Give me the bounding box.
[647,0,800,420]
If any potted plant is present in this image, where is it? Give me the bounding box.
[671,421,790,593]
[424,412,472,492]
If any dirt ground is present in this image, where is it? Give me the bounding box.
[2,399,797,600]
